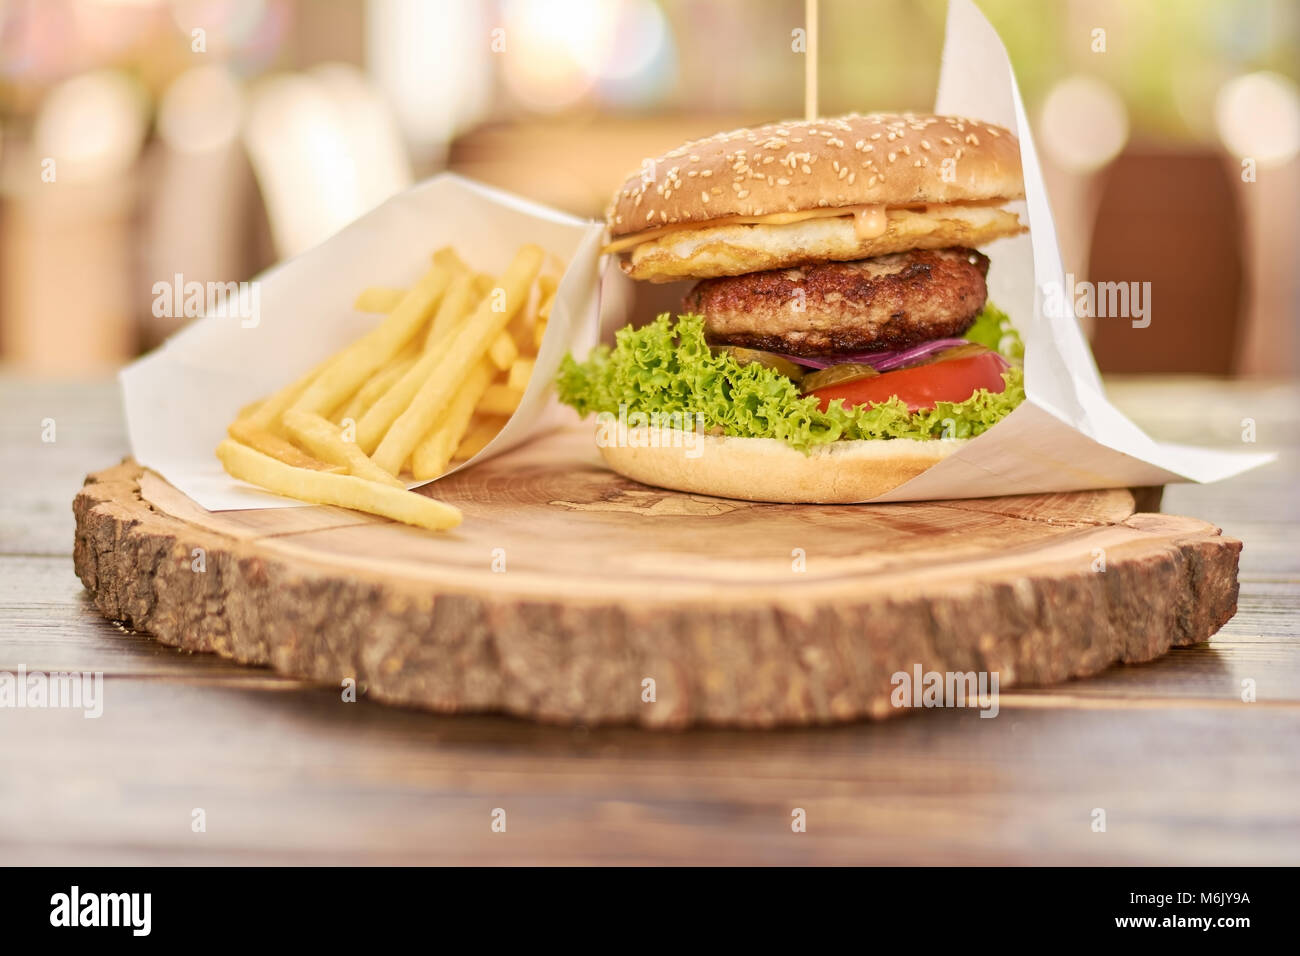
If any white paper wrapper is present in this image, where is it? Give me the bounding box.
[596,0,1273,501]
[881,0,1273,499]
[122,173,604,510]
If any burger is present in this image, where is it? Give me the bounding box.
[557,112,1028,503]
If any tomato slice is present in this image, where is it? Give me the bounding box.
[809,352,1008,413]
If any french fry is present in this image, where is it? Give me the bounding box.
[290,256,457,415]
[533,318,548,351]
[538,287,557,320]
[336,355,417,425]
[216,440,461,531]
[506,357,535,392]
[410,360,495,480]
[433,247,469,273]
[364,355,419,402]
[357,280,486,453]
[488,330,518,370]
[226,419,343,472]
[477,383,525,417]
[281,410,405,488]
[452,417,506,462]
[371,244,544,475]
[353,287,407,313]
[425,273,477,348]
[246,357,332,432]
[236,398,264,421]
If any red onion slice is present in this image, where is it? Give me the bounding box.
[766,338,976,371]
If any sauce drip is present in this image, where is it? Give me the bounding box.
[853,204,888,239]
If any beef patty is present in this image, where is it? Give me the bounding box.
[685,247,990,357]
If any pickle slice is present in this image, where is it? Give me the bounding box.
[799,363,880,394]
[712,346,805,382]
[922,342,988,364]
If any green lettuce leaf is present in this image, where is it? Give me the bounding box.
[963,301,1024,359]
[556,308,1025,453]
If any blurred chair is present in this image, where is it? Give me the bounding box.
[1087,149,1243,375]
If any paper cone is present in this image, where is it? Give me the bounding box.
[871,0,1271,500]
[121,173,603,511]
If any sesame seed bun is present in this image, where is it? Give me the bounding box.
[606,112,1024,239]
[598,426,963,504]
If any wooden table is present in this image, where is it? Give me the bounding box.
[2,374,1296,865]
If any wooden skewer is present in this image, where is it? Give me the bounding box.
[804,0,819,121]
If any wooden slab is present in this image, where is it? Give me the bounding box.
[72,426,1241,728]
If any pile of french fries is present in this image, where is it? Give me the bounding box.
[216,244,560,532]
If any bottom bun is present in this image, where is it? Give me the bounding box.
[597,425,963,503]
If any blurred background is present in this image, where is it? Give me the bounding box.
[0,0,1296,378]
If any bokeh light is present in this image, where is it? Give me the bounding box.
[1215,71,1300,166]
[501,0,608,112]
[158,65,244,154]
[33,69,149,182]
[591,0,674,107]
[1038,74,1129,174]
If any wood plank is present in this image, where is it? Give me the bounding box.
[0,678,1295,864]
[0,377,127,557]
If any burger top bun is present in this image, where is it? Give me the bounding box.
[597,425,964,504]
[607,112,1024,239]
